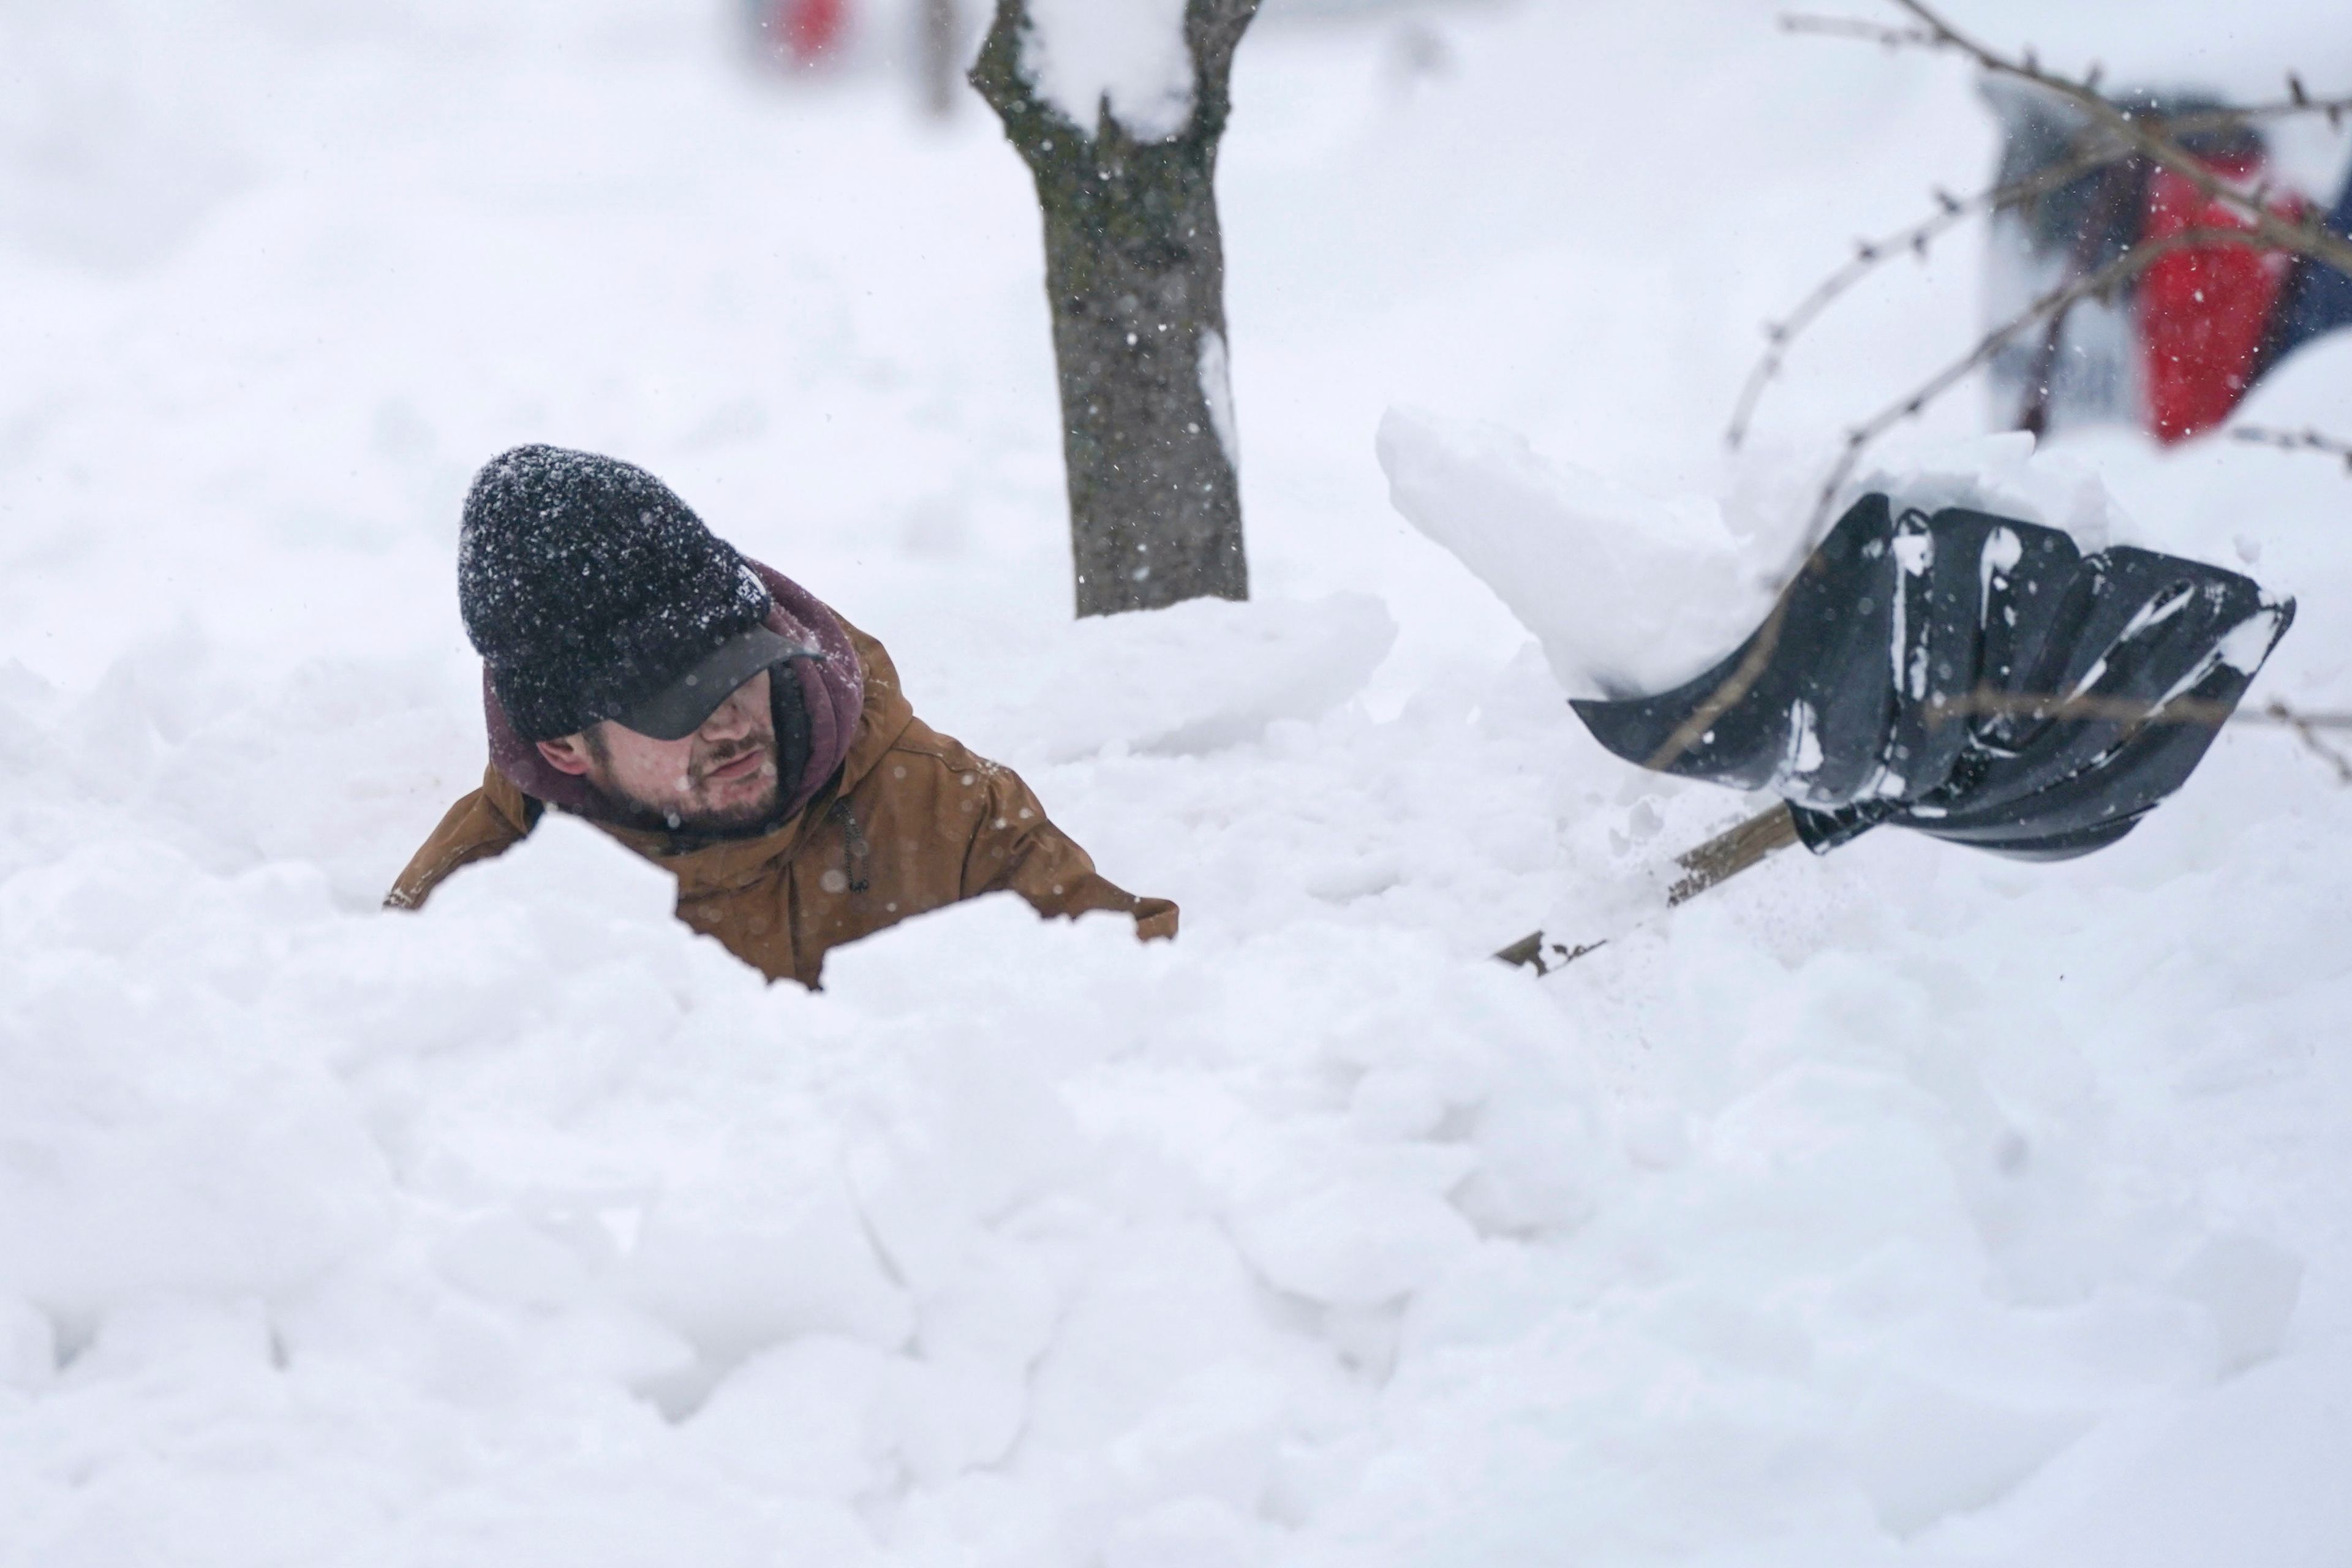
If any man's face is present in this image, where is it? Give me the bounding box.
[537,669,782,834]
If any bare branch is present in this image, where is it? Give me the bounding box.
[1689,225,2237,775]
[1700,2,2352,780]
[2230,425,2352,472]
[1186,0,1264,143]
[1800,225,2266,537]
[1781,13,1936,47]
[2164,94,2352,133]
[1727,134,2138,449]
[1642,589,1798,774]
[971,0,1079,154]
[1872,0,2352,275]
[2269,699,2352,783]
[1190,0,1262,86]
[1792,6,2352,138]
[2251,701,2352,731]
[1737,21,2352,450]
[1919,688,2352,730]
[1704,225,2275,767]
[1926,690,2352,783]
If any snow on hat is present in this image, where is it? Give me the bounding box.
[458,445,775,743]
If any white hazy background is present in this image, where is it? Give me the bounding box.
[4,2,2351,1565]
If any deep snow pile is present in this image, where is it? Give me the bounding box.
[6,2,2352,1566]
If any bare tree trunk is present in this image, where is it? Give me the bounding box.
[971,0,1256,617]
[919,0,960,119]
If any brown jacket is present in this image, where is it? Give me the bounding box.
[388,622,1176,987]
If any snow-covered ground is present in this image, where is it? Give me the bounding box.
[5,2,2351,1564]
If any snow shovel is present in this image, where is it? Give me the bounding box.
[1498,492,2294,974]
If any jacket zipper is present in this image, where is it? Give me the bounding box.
[827,797,872,894]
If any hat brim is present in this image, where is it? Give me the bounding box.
[603,624,820,741]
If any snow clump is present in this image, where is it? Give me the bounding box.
[1381,412,2156,706]
[1378,406,1773,699]
[1021,0,1196,140]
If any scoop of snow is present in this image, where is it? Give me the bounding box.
[1853,430,2121,551]
[1380,412,2152,702]
[1022,0,1195,141]
[1377,407,1771,699]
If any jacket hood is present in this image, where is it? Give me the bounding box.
[484,562,870,824]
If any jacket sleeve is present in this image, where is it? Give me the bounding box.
[384,788,528,911]
[959,761,1178,941]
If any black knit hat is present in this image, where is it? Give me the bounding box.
[458,445,775,742]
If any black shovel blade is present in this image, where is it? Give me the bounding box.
[1571,494,2293,860]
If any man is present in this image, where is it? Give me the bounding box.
[389,445,1176,986]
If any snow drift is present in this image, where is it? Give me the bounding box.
[6,1,2351,1565]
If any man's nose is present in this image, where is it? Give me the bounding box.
[700,684,758,741]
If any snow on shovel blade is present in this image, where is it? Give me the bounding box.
[1571,493,2294,859]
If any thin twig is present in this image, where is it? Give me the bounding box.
[1688,222,2253,777]
[1740,5,2352,458]
[1927,689,2352,785]
[1784,13,2352,129]
[2165,96,2352,134]
[2230,425,2352,472]
[1645,587,1798,772]
[1694,2,2352,778]
[1726,135,2139,449]
[1921,688,2352,730]
[2268,699,2352,782]
[1803,224,2263,539]
[1716,233,2269,772]
[1781,13,1936,47]
[1875,0,2352,276]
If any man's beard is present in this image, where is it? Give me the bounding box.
[582,733,786,838]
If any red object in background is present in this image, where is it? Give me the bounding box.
[771,0,847,64]
[2138,156,2307,443]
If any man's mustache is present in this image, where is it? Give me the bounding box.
[690,735,772,785]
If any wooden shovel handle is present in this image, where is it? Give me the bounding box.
[1495,803,1799,974]
[1664,801,1799,905]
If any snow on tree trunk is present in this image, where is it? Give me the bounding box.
[972,0,1256,617]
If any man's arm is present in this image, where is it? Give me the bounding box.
[958,759,1178,941]
[384,775,530,910]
